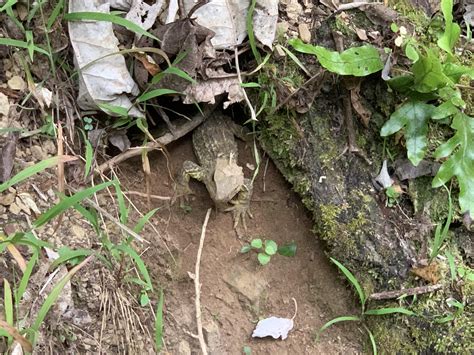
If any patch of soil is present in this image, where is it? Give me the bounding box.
[119,134,364,354]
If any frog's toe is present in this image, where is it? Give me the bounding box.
[225,201,252,231]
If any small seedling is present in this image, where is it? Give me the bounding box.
[384,185,400,207]
[83,117,93,131]
[240,238,296,265]
[319,258,415,354]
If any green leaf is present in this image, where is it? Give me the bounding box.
[387,75,414,94]
[432,113,474,217]
[412,50,451,93]
[443,63,474,83]
[405,43,419,62]
[380,101,434,166]
[364,307,415,316]
[243,346,252,355]
[432,101,458,120]
[264,240,278,255]
[155,289,164,352]
[33,181,114,228]
[257,252,271,265]
[250,238,263,249]
[277,242,297,257]
[330,258,366,310]
[138,88,180,103]
[390,23,399,33]
[289,39,383,76]
[437,0,461,54]
[240,245,252,253]
[64,12,158,41]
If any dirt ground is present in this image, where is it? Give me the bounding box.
[118,133,364,354]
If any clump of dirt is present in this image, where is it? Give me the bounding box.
[117,134,363,353]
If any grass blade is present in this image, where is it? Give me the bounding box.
[364,307,415,316]
[319,315,360,334]
[64,12,158,41]
[363,324,378,355]
[4,279,13,326]
[50,248,94,269]
[445,250,456,282]
[115,244,153,292]
[47,0,64,30]
[16,251,38,306]
[138,88,180,103]
[0,156,76,193]
[29,255,94,344]
[154,289,164,352]
[330,258,366,310]
[133,208,160,233]
[33,180,114,228]
[114,181,128,225]
[0,38,49,57]
[246,0,261,63]
[278,45,312,77]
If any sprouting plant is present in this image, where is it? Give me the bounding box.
[384,185,400,207]
[319,258,415,354]
[83,116,94,131]
[240,238,296,265]
[429,185,453,261]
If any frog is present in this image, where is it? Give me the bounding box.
[174,115,253,230]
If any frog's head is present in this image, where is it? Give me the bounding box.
[213,155,244,204]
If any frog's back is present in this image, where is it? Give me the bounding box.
[192,115,238,170]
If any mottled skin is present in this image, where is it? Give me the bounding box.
[176,115,253,229]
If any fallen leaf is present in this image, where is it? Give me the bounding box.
[182,77,244,108]
[108,130,131,152]
[349,81,371,127]
[411,262,440,284]
[125,0,164,33]
[68,0,143,117]
[7,76,26,91]
[374,160,393,189]
[0,132,18,182]
[252,316,294,340]
[0,92,10,116]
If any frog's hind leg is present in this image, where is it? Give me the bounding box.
[173,160,207,204]
[225,178,253,230]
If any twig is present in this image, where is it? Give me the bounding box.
[68,186,148,243]
[234,47,257,121]
[123,191,171,201]
[194,208,212,355]
[291,297,298,320]
[271,69,324,113]
[368,284,443,301]
[262,156,269,193]
[96,108,216,176]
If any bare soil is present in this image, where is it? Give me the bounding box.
[118,134,364,354]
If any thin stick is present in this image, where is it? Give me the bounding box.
[123,191,171,201]
[368,284,443,301]
[194,208,212,355]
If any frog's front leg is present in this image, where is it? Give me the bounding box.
[225,178,253,230]
[174,160,207,204]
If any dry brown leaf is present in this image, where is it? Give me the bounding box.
[350,84,371,127]
[0,319,32,353]
[411,262,440,284]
